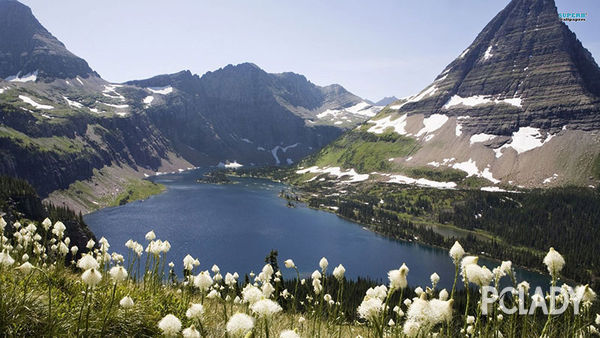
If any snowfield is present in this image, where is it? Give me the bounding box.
[494,127,554,157]
[483,46,494,61]
[19,95,53,110]
[143,96,154,105]
[367,114,408,135]
[385,174,457,189]
[316,101,381,120]
[416,114,448,137]
[297,166,369,183]
[63,96,83,108]
[452,159,500,184]
[147,86,174,95]
[6,70,38,82]
[469,133,497,145]
[443,95,522,109]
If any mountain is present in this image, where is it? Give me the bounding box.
[125,64,381,166]
[0,0,379,212]
[373,96,398,106]
[0,0,97,81]
[299,0,600,189]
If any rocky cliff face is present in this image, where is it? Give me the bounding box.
[0,0,380,206]
[0,0,97,80]
[301,0,600,189]
[125,64,380,166]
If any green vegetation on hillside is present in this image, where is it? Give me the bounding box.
[112,180,166,207]
[306,131,418,173]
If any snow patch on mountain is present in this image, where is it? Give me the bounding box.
[494,127,554,157]
[147,86,173,95]
[6,70,38,82]
[63,96,83,108]
[297,166,369,183]
[19,95,53,109]
[143,96,154,106]
[416,114,448,136]
[444,95,522,109]
[385,173,457,189]
[452,159,500,184]
[470,133,497,144]
[367,114,408,135]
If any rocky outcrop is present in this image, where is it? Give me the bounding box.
[389,0,600,136]
[0,0,97,80]
[302,0,600,188]
[126,63,375,166]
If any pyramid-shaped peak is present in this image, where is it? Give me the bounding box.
[0,0,97,80]
[388,0,600,135]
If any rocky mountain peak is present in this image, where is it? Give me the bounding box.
[388,0,600,135]
[0,0,97,81]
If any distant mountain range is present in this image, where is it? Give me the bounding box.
[300,0,600,189]
[0,0,383,212]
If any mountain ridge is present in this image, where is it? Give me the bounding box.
[299,0,600,189]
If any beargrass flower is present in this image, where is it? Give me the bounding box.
[284,259,295,269]
[109,266,128,283]
[449,241,465,263]
[42,218,52,231]
[333,264,345,280]
[158,314,182,337]
[17,261,34,274]
[319,257,328,271]
[357,297,384,321]
[242,284,263,305]
[226,313,254,336]
[193,271,213,291]
[439,289,449,300]
[119,296,134,308]
[430,272,440,286]
[52,221,66,238]
[543,247,565,278]
[185,303,204,320]
[0,250,15,266]
[279,329,300,338]
[81,268,102,287]
[145,230,156,241]
[182,325,200,338]
[86,239,95,249]
[77,254,99,270]
[251,299,282,318]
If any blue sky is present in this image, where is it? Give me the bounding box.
[20,0,599,101]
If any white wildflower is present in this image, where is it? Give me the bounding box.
[77,254,99,270]
[449,241,465,263]
[226,313,254,337]
[109,266,128,283]
[81,268,102,287]
[119,296,134,308]
[284,259,295,269]
[251,299,282,318]
[0,250,15,266]
[279,329,300,338]
[333,264,345,281]
[182,325,200,338]
[319,257,328,271]
[543,247,565,278]
[186,303,204,320]
[17,261,34,274]
[158,314,182,337]
[145,230,156,241]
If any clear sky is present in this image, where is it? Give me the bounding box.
[19,0,599,101]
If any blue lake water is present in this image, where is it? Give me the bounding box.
[84,169,548,290]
